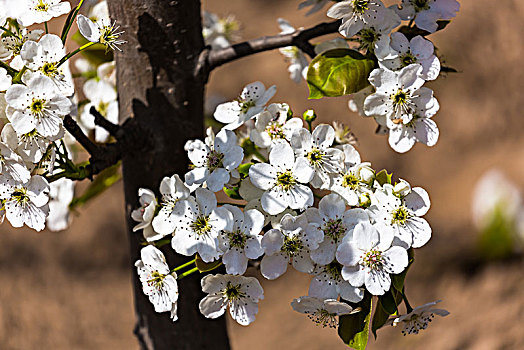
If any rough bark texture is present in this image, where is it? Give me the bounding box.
[107,1,230,349]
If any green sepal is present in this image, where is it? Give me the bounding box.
[195,254,222,273]
[238,162,253,179]
[374,169,392,186]
[338,292,372,350]
[306,48,375,99]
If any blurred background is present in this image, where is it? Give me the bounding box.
[0,0,523,349]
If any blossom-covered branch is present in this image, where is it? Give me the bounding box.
[203,20,341,73]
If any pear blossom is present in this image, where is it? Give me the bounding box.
[5,75,72,137]
[80,79,118,143]
[393,0,460,33]
[336,221,408,295]
[330,144,374,206]
[363,64,439,134]
[46,177,74,231]
[171,188,232,262]
[202,11,239,49]
[378,32,440,81]
[355,7,401,54]
[0,28,43,61]
[218,205,265,275]
[0,68,11,91]
[306,193,369,265]
[135,245,179,315]
[327,0,387,38]
[291,296,359,328]
[131,188,159,242]
[20,34,74,96]
[369,183,432,248]
[151,174,190,236]
[17,0,71,26]
[308,262,364,303]
[89,0,110,22]
[249,141,314,215]
[0,140,31,183]
[332,121,358,146]
[390,300,449,335]
[77,14,126,51]
[278,19,309,83]
[185,127,243,192]
[214,82,276,130]
[291,124,344,189]
[249,103,302,149]
[260,213,323,279]
[0,175,50,231]
[199,274,264,326]
[299,0,330,16]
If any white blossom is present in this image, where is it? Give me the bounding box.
[291,296,359,328]
[80,78,118,143]
[0,174,50,231]
[202,11,239,49]
[5,75,72,137]
[214,82,276,130]
[135,245,179,316]
[46,177,74,231]
[218,205,265,275]
[355,7,401,54]
[378,32,440,81]
[308,263,364,303]
[131,188,159,242]
[250,103,302,150]
[390,300,449,335]
[278,18,309,83]
[170,188,232,263]
[0,28,43,61]
[199,274,264,326]
[185,127,243,192]
[393,0,460,33]
[17,0,71,26]
[291,124,344,189]
[77,14,126,51]
[151,174,190,236]
[0,67,11,91]
[336,221,408,295]
[260,213,323,279]
[0,138,31,183]
[249,141,314,215]
[327,0,388,38]
[369,183,432,248]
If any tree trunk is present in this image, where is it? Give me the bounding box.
[107,1,230,349]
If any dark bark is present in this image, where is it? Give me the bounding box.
[107,1,230,349]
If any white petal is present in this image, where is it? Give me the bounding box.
[260,253,288,280]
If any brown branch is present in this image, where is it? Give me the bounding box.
[203,20,341,74]
[90,106,123,137]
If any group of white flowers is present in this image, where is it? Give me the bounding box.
[132,77,447,334]
[0,0,121,232]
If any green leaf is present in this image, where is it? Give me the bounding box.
[397,20,451,39]
[374,169,392,186]
[223,186,242,200]
[195,254,222,273]
[338,293,372,349]
[307,49,375,99]
[372,288,404,338]
[391,248,414,292]
[371,302,390,339]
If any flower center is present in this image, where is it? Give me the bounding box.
[358,28,380,52]
[401,313,435,335]
[34,0,49,12]
[191,215,211,235]
[361,249,383,270]
[311,309,338,328]
[265,121,285,140]
[324,261,343,280]
[391,206,410,225]
[12,188,29,204]
[40,62,58,77]
[323,219,346,243]
[30,98,46,115]
[306,147,325,167]
[226,230,247,248]
[21,129,39,141]
[342,172,360,189]
[281,235,303,256]
[239,100,256,114]
[400,52,417,67]
[390,89,414,120]
[352,0,370,14]
[410,0,431,12]
[206,150,224,171]
[147,270,166,290]
[224,281,245,300]
[97,101,110,116]
[276,171,296,191]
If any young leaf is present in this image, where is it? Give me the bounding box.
[307,49,375,99]
[371,302,390,339]
[374,169,392,186]
[338,292,372,350]
[195,254,222,272]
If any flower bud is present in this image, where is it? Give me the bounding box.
[303,109,317,123]
[393,179,411,196]
[358,164,374,183]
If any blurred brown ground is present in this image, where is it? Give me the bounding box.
[1,0,523,349]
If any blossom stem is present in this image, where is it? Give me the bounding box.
[177,267,199,280]
[57,41,97,67]
[402,290,414,313]
[12,66,28,84]
[61,0,85,43]
[44,22,49,34]
[0,60,18,77]
[0,25,16,37]
[173,259,196,272]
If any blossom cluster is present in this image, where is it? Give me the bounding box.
[0,0,122,232]
[132,80,445,333]
[277,0,460,153]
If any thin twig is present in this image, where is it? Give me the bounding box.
[90,106,122,136]
[63,115,101,156]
